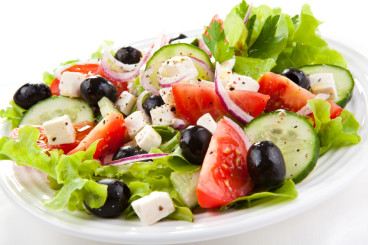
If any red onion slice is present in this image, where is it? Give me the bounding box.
[141,64,161,95]
[243,3,253,24]
[103,46,139,72]
[172,118,188,130]
[198,36,212,57]
[136,91,149,111]
[104,153,169,166]
[189,56,215,81]
[101,34,166,83]
[296,93,330,116]
[157,72,190,88]
[214,62,254,124]
[223,116,253,150]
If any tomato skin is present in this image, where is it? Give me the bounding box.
[172,82,269,125]
[196,118,254,208]
[67,113,126,162]
[258,72,342,119]
[50,78,61,96]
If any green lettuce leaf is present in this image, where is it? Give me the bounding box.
[220,179,298,210]
[90,40,114,60]
[43,71,55,85]
[233,56,276,80]
[0,126,108,211]
[292,4,327,47]
[308,99,361,155]
[224,13,248,51]
[0,100,26,129]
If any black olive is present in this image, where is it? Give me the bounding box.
[142,94,165,117]
[13,83,51,109]
[84,179,131,218]
[80,76,118,106]
[112,145,147,161]
[246,141,286,188]
[114,46,142,65]
[281,68,310,90]
[180,126,212,165]
[169,34,188,43]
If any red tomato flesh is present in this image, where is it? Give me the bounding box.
[67,113,126,162]
[172,82,270,124]
[258,72,342,119]
[196,118,254,208]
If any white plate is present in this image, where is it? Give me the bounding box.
[0,36,368,245]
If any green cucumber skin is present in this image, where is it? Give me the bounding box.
[245,110,320,184]
[146,43,214,69]
[145,43,214,88]
[19,96,94,126]
[299,64,354,108]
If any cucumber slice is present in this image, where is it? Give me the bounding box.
[97,97,121,118]
[170,170,200,208]
[244,110,319,183]
[145,43,214,89]
[19,96,94,126]
[299,64,354,108]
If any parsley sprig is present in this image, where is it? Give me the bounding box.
[202,21,234,63]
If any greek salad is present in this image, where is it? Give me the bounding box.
[0,1,361,225]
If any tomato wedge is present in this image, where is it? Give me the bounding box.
[258,72,342,119]
[67,113,126,162]
[172,82,269,124]
[50,63,127,96]
[196,118,254,208]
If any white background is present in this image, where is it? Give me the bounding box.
[0,0,368,244]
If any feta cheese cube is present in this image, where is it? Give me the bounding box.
[150,104,176,126]
[159,87,175,105]
[42,115,75,145]
[131,191,175,225]
[125,111,151,138]
[115,91,137,115]
[196,113,217,134]
[226,74,260,92]
[158,56,198,81]
[308,73,337,100]
[59,71,87,98]
[135,125,162,152]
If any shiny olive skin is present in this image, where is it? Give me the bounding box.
[13,83,51,109]
[112,145,147,161]
[281,68,310,90]
[80,76,118,106]
[179,126,213,165]
[142,94,165,117]
[114,46,142,64]
[169,34,188,43]
[247,141,286,188]
[84,179,131,218]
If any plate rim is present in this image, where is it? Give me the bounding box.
[0,34,368,244]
